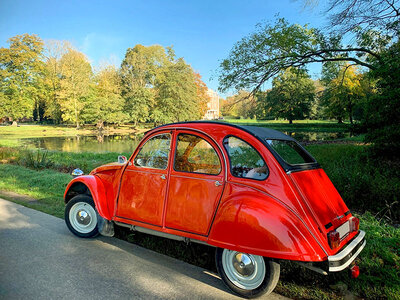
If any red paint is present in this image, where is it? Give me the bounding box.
[64,122,364,267]
[351,265,360,278]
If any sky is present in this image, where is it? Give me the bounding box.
[0,0,328,97]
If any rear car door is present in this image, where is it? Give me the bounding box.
[165,131,225,236]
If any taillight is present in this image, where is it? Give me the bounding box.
[328,230,340,249]
[349,217,360,232]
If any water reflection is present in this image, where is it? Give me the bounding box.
[20,134,143,153]
[18,131,349,153]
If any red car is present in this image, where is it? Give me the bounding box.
[64,121,366,298]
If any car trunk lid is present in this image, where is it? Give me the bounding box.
[288,168,350,234]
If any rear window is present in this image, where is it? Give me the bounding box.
[266,139,315,165]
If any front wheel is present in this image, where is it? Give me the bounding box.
[65,195,99,238]
[216,248,280,298]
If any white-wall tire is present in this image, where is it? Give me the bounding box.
[216,248,280,298]
[65,195,99,238]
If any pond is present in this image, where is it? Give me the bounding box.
[17,130,351,153]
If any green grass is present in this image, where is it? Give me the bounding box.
[0,147,130,173]
[0,164,71,218]
[220,118,351,132]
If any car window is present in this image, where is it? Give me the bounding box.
[174,133,221,175]
[266,139,315,165]
[224,136,268,180]
[134,133,171,170]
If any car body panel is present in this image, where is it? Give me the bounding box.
[64,175,112,220]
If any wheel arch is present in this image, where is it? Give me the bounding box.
[64,175,112,220]
[208,189,327,262]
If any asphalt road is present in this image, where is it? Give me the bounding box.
[0,198,288,300]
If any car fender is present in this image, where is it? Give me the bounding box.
[64,175,112,220]
[208,187,327,261]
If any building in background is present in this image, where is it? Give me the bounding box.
[204,88,219,120]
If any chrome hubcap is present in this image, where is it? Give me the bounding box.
[69,202,97,234]
[232,253,256,276]
[222,249,266,290]
[76,209,91,225]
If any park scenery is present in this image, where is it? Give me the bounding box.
[0,0,399,299]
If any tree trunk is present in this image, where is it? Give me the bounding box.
[289,119,293,124]
[74,97,79,129]
[97,120,104,130]
[338,117,343,124]
[348,95,353,124]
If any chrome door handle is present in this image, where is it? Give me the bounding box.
[215,181,223,187]
[161,174,166,180]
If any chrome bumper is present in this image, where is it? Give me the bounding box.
[328,230,366,272]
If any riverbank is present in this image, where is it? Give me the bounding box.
[0,124,148,139]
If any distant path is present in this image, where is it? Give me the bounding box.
[0,198,289,300]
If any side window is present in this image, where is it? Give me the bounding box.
[224,136,268,180]
[134,134,171,170]
[174,133,221,175]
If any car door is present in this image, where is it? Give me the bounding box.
[116,132,172,226]
[165,131,225,236]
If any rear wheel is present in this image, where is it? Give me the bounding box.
[216,248,280,298]
[65,195,99,238]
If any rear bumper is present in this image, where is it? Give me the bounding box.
[328,230,366,272]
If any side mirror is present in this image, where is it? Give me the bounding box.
[71,168,84,178]
[118,155,127,164]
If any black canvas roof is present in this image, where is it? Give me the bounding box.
[152,121,295,141]
[240,125,295,141]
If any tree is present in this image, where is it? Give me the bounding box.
[222,90,257,119]
[321,64,364,123]
[193,72,210,117]
[43,40,71,123]
[153,57,200,123]
[363,42,400,156]
[84,65,128,128]
[0,34,45,124]
[120,45,167,126]
[261,68,315,123]
[325,0,400,35]
[219,18,381,93]
[218,0,400,155]
[58,49,92,128]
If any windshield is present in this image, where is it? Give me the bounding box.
[266,139,315,165]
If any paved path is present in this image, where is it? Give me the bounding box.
[0,198,288,300]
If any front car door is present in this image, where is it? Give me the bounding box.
[165,131,225,236]
[116,132,172,227]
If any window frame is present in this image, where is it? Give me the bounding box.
[264,138,320,172]
[265,139,316,166]
[223,135,269,181]
[173,132,222,176]
[133,132,172,170]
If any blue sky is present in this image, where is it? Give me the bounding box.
[0,0,327,97]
